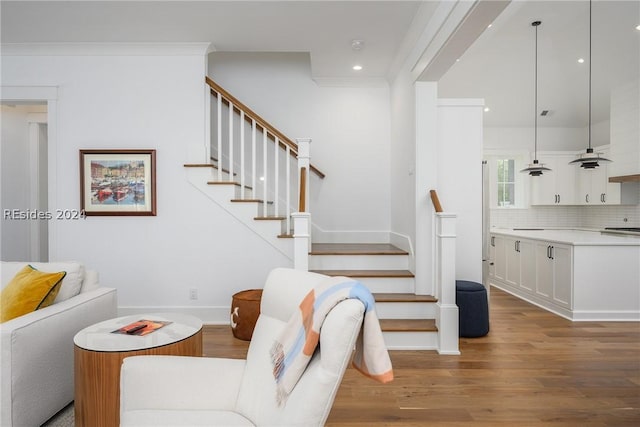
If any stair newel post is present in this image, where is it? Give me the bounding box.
[292,138,312,270]
[292,212,311,271]
[435,212,460,355]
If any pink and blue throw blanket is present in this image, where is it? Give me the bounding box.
[270,276,393,405]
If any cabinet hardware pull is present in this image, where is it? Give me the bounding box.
[547,245,551,259]
[586,194,589,203]
[550,246,554,260]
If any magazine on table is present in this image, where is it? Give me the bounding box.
[112,319,172,336]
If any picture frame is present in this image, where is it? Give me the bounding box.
[80,149,156,216]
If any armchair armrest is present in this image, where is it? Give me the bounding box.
[120,356,246,413]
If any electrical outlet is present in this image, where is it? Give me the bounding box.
[189,288,198,300]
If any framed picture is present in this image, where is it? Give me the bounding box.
[80,149,156,216]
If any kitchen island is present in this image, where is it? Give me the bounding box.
[489,228,640,321]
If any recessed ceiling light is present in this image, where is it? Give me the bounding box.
[487,24,493,29]
[352,65,363,71]
[484,107,490,112]
[636,24,640,31]
[578,58,585,63]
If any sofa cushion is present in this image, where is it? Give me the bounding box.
[1,261,85,303]
[0,265,66,322]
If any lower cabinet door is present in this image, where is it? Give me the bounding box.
[551,244,572,308]
[535,242,553,298]
[519,240,536,294]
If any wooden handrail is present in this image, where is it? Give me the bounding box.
[299,167,307,212]
[430,189,443,213]
[206,76,325,179]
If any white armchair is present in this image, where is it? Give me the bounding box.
[120,268,367,426]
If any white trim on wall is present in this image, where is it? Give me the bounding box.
[1,42,213,56]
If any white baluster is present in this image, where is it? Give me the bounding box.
[217,93,222,181]
[285,145,291,235]
[228,101,234,182]
[251,120,256,199]
[274,137,279,217]
[262,131,268,217]
[240,110,245,199]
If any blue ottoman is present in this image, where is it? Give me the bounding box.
[456,280,489,337]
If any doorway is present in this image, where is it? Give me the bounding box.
[1,103,49,261]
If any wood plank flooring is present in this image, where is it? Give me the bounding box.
[203,287,640,426]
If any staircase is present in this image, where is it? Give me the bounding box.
[309,243,439,350]
[185,76,455,352]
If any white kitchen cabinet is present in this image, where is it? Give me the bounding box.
[530,154,577,205]
[535,241,572,308]
[505,237,536,294]
[490,229,639,321]
[575,147,621,205]
[518,239,536,294]
[490,234,506,283]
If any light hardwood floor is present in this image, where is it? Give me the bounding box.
[203,287,640,426]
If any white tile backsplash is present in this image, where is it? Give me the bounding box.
[491,197,640,230]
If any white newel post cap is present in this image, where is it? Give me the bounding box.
[296,138,312,159]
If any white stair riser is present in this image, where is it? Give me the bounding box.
[356,277,415,293]
[376,302,437,319]
[382,331,438,350]
[309,255,409,270]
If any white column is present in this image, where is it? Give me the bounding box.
[292,212,311,271]
[435,213,459,355]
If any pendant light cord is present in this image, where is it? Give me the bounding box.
[535,22,538,156]
[588,0,592,150]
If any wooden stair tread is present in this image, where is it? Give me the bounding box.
[374,293,437,303]
[183,163,213,168]
[230,199,273,204]
[310,269,414,278]
[380,319,437,332]
[185,163,236,176]
[310,243,408,256]
[278,234,293,238]
[254,216,286,221]
[207,181,253,190]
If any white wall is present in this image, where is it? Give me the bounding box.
[389,58,418,256]
[1,46,292,321]
[437,100,484,283]
[208,52,392,242]
[483,125,611,152]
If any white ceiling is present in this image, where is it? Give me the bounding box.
[0,0,424,79]
[1,1,638,129]
[439,0,640,128]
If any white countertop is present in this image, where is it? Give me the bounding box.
[490,228,640,246]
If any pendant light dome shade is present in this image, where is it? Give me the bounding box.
[521,20,551,176]
[570,0,612,169]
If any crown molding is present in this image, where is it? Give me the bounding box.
[1,42,215,57]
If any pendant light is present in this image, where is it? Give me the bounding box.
[569,0,611,169]
[522,20,551,176]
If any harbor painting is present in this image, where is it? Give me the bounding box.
[80,149,156,216]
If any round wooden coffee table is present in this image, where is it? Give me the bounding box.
[73,313,203,427]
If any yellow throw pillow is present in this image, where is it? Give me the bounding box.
[0,265,66,323]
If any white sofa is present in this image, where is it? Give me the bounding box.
[1,261,117,427]
[120,268,369,426]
